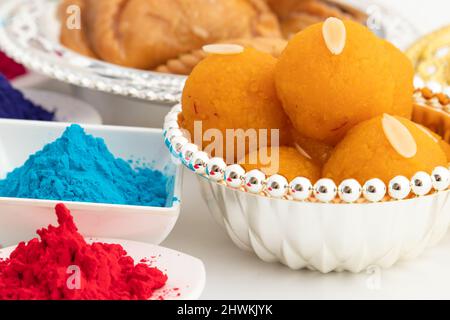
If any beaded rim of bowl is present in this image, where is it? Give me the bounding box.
[164,89,450,204]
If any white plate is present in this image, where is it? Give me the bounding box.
[11,72,49,89]
[0,238,206,300]
[22,89,102,124]
[0,120,182,247]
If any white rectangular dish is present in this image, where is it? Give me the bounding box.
[0,119,182,248]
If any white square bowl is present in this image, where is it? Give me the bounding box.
[0,119,182,248]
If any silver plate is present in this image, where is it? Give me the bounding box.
[0,0,186,103]
[0,0,418,104]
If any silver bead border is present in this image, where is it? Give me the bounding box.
[164,99,450,204]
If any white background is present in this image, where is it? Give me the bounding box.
[382,0,450,36]
[34,0,450,299]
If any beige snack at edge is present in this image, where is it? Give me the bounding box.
[406,25,450,87]
[266,0,367,39]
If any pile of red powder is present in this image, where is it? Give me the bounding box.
[0,204,168,300]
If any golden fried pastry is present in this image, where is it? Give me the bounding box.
[59,0,97,58]
[323,115,447,184]
[240,146,321,182]
[406,25,450,87]
[279,13,325,38]
[266,0,367,38]
[155,37,287,75]
[60,0,281,70]
[275,19,414,145]
[180,47,291,162]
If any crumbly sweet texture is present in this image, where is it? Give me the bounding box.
[176,17,442,186]
[155,37,287,75]
[180,48,291,162]
[275,20,414,145]
[240,146,321,182]
[441,140,450,162]
[383,41,415,120]
[323,115,447,184]
[420,125,450,162]
[288,125,334,166]
[60,0,281,70]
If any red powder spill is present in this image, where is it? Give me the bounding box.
[0,204,167,300]
[0,52,27,80]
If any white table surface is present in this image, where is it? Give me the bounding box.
[29,0,450,300]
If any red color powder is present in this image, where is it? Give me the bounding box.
[0,52,27,80]
[0,204,167,300]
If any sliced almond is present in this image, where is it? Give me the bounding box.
[192,26,210,39]
[202,44,244,55]
[322,17,347,55]
[382,114,417,158]
[294,143,312,160]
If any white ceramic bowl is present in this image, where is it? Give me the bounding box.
[198,175,450,273]
[165,92,450,272]
[0,120,182,248]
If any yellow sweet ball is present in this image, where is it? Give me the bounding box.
[440,141,450,162]
[288,125,334,166]
[180,47,291,162]
[322,115,447,184]
[240,146,321,182]
[383,40,415,114]
[415,124,450,162]
[275,19,414,145]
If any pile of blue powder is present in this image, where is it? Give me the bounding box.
[0,74,55,121]
[0,124,169,207]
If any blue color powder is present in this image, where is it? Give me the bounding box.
[0,124,169,207]
[0,74,54,121]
